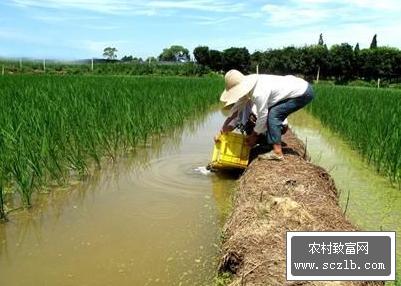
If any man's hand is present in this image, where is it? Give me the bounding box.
[214,131,222,143]
[246,132,259,147]
[222,125,234,133]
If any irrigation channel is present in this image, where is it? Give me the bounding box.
[290,110,401,275]
[0,107,400,285]
[0,109,237,286]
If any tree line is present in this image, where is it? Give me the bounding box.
[193,34,401,83]
[9,34,398,82]
[106,45,191,64]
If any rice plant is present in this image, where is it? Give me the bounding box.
[0,75,222,215]
[307,85,401,186]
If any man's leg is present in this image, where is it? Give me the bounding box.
[266,90,314,157]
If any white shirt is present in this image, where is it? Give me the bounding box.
[228,101,288,129]
[252,74,308,134]
[228,101,256,127]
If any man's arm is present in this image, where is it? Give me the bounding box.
[221,110,238,132]
[253,91,270,135]
[214,110,238,142]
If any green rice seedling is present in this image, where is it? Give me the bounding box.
[308,85,401,187]
[0,159,7,221]
[0,75,222,210]
[0,187,5,220]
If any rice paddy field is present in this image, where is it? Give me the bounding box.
[308,85,401,187]
[1,77,401,217]
[1,75,401,284]
[0,75,222,218]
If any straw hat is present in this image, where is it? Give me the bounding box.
[220,70,258,107]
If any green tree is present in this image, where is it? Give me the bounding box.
[251,51,264,64]
[301,45,329,80]
[250,51,264,73]
[103,47,118,60]
[353,43,361,77]
[329,43,355,82]
[275,47,302,74]
[354,43,360,53]
[360,47,400,80]
[222,47,251,73]
[159,45,190,62]
[145,57,158,63]
[121,55,133,62]
[193,46,210,66]
[394,51,401,76]
[209,50,223,71]
[370,34,378,49]
[318,33,324,46]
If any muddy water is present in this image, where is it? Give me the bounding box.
[290,110,401,273]
[0,110,237,286]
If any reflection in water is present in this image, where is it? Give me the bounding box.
[211,171,241,225]
[0,109,237,286]
[290,110,401,273]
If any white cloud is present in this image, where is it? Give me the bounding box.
[32,15,102,23]
[9,0,244,14]
[4,0,401,59]
[10,0,133,14]
[147,0,244,12]
[236,20,401,52]
[294,0,401,10]
[261,3,330,27]
[259,0,401,30]
[348,0,401,11]
[193,16,238,25]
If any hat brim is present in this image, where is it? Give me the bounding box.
[222,102,235,110]
[220,75,258,107]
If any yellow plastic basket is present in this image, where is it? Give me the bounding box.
[210,132,250,170]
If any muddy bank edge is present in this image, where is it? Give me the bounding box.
[217,130,383,286]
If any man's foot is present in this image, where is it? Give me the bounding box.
[258,151,284,161]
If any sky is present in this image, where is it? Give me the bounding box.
[1,0,401,60]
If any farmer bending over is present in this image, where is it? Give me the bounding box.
[220,69,314,160]
[216,101,255,137]
[216,101,288,141]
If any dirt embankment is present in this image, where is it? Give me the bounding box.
[218,130,383,286]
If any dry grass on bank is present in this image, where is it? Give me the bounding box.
[218,130,383,286]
